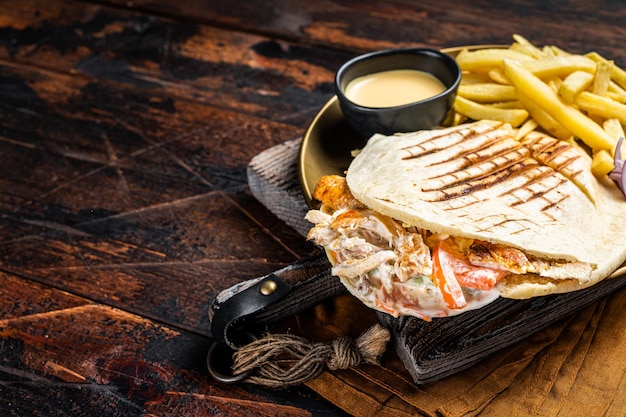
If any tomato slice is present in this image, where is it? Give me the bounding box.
[432,240,508,309]
[456,262,508,290]
[432,242,467,309]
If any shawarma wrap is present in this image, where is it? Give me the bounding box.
[305,120,626,320]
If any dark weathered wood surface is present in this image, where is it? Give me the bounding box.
[2,0,626,415]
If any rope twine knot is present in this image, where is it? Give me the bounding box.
[231,324,391,388]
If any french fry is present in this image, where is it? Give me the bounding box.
[591,149,615,176]
[517,90,572,140]
[607,92,626,103]
[603,118,625,140]
[592,60,613,96]
[488,67,510,84]
[460,72,493,84]
[450,111,468,126]
[520,56,596,78]
[541,45,557,57]
[458,83,518,102]
[510,42,543,59]
[503,59,615,151]
[558,71,594,103]
[516,118,539,139]
[546,77,562,94]
[548,45,572,57]
[576,91,626,125]
[453,96,528,126]
[488,100,524,109]
[511,34,546,59]
[456,48,534,71]
[587,113,606,128]
[608,81,626,103]
[586,51,626,90]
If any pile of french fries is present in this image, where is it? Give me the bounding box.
[451,34,626,177]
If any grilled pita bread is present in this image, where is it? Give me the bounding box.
[345,120,626,299]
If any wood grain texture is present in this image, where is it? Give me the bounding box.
[0,0,346,125]
[0,271,339,416]
[0,59,322,333]
[248,137,311,237]
[91,0,626,60]
[0,0,341,415]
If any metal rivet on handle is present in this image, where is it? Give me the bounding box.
[259,279,277,296]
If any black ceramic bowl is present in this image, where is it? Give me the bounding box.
[335,47,461,138]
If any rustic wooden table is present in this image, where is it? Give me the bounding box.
[2,1,626,416]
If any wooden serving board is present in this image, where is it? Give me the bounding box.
[247,138,626,384]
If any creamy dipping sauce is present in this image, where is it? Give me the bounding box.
[344,69,446,108]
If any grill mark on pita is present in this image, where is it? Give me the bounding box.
[443,196,482,210]
[421,145,531,191]
[399,133,466,159]
[400,123,502,160]
[499,167,561,201]
[520,132,551,150]
[521,134,586,178]
[421,159,541,201]
[539,146,586,181]
[470,215,534,234]
[498,168,568,221]
[519,133,596,203]
[538,192,569,215]
[483,220,532,234]
[527,138,579,167]
[444,201,539,234]
[420,145,535,190]
[425,134,515,169]
[513,189,562,221]
[553,156,584,175]
[540,144,570,162]
[522,132,570,156]
[567,168,585,180]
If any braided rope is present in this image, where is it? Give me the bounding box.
[231,324,391,388]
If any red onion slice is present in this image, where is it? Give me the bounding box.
[609,137,626,197]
